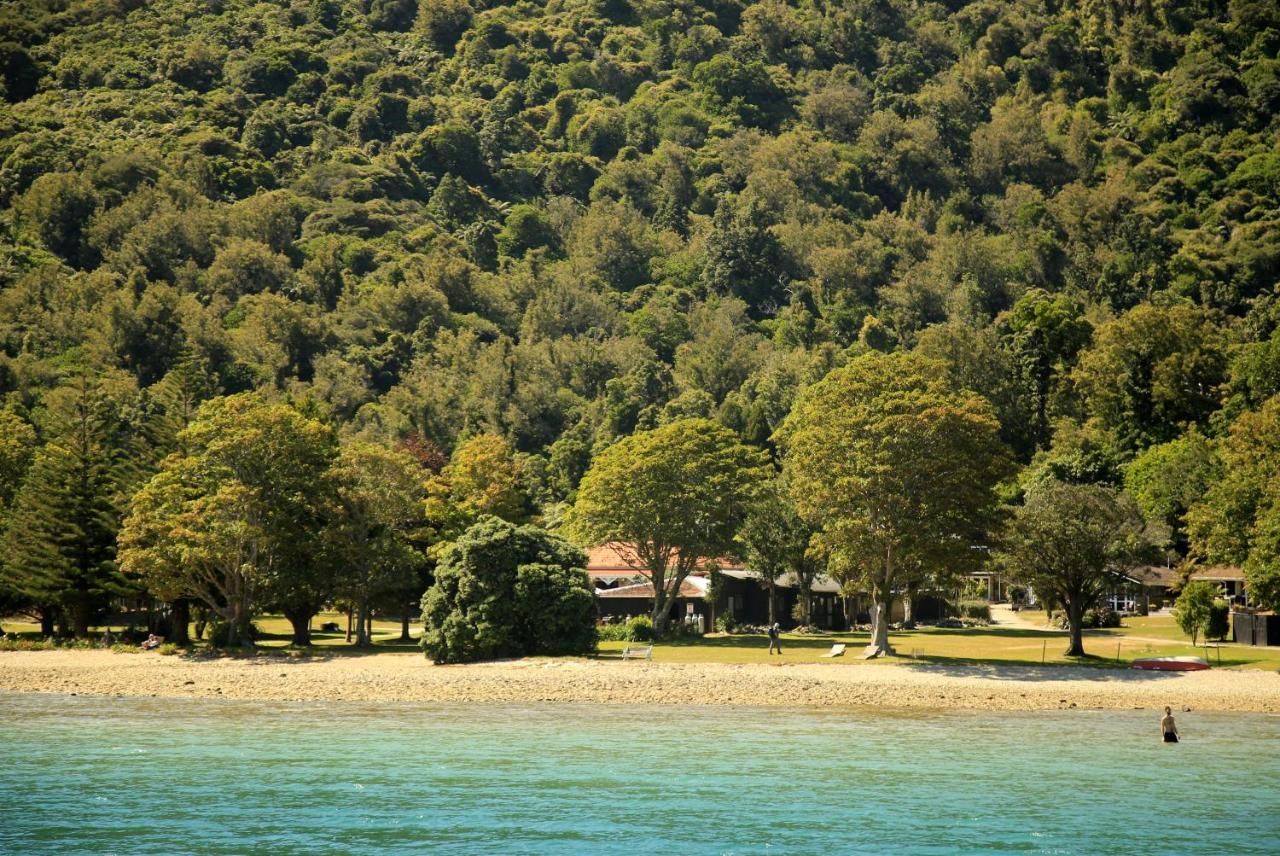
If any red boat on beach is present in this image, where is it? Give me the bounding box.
[1131,656,1211,671]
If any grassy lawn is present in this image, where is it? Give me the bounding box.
[599,616,1280,670]
[1,612,422,654]
[7,609,1279,669]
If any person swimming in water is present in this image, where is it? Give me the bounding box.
[1161,706,1179,743]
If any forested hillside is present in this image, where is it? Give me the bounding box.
[2,0,1279,636]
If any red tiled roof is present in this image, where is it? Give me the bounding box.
[595,577,709,599]
[585,542,743,577]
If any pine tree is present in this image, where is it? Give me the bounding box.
[1,372,131,637]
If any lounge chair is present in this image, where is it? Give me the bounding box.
[820,643,846,658]
[620,645,653,660]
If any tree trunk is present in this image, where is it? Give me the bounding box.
[228,601,254,649]
[1065,601,1086,657]
[345,606,353,643]
[765,579,776,626]
[354,598,371,646]
[40,607,56,637]
[168,598,190,645]
[284,609,313,646]
[862,577,895,658]
[650,594,671,640]
[902,583,917,629]
[72,596,91,639]
[798,582,813,626]
[399,602,413,643]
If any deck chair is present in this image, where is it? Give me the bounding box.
[820,643,847,658]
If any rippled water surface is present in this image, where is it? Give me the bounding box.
[3,693,1278,854]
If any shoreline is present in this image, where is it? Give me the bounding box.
[2,650,1278,712]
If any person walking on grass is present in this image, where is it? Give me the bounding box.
[1161,706,1179,743]
[767,622,783,655]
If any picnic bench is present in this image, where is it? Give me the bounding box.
[620,645,653,660]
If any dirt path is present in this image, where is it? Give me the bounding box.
[990,603,1054,631]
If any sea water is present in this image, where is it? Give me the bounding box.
[2,693,1277,855]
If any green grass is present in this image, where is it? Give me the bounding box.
[0,612,422,655]
[7,610,1279,669]
[599,618,1280,670]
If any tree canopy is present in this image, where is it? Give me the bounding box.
[3,0,1280,643]
[779,351,1012,656]
[997,480,1156,656]
[569,417,769,637]
[420,516,595,663]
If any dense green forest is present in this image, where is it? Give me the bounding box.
[1,0,1278,640]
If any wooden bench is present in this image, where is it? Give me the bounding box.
[620,645,653,660]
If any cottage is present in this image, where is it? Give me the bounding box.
[1188,565,1248,605]
[596,576,712,629]
[1106,565,1180,614]
[716,569,848,629]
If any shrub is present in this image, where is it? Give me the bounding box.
[110,642,139,654]
[0,637,55,651]
[597,621,631,642]
[210,621,260,648]
[1208,598,1230,641]
[957,600,992,621]
[715,614,738,634]
[597,615,654,642]
[1175,580,1216,644]
[157,643,181,655]
[625,615,654,641]
[421,517,597,663]
[1053,606,1120,630]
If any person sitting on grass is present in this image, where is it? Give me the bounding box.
[140,633,162,651]
[767,622,782,656]
[1161,706,1179,743]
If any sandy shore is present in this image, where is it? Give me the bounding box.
[2,650,1278,712]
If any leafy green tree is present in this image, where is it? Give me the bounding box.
[423,434,533,551]
[330,442,426,646]
[1174,579,1217,646]
[16,172,99,267]
[1241,503,1280,612]
[496,204,558,258]
[420,517,595,663]
[1124,429,1218,555]
[779,351,1012,656]
[1072,305,1227,451]
[417,0,472,51]
[738,477,814,626]
[569,418,770,638]
[569,199,656,291]
[996,289,1093,452]
[998,481,1155,657]
[702,194,793,312]
[1187,395,1280,611]
[205,239,294,300]
[119,394,337,647]
[0,409,36,517]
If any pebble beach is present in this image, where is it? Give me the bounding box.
[1,650,1277,713]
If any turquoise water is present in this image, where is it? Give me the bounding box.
[3,694,1278,854]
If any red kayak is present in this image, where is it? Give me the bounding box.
[1131,656,1210,671]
